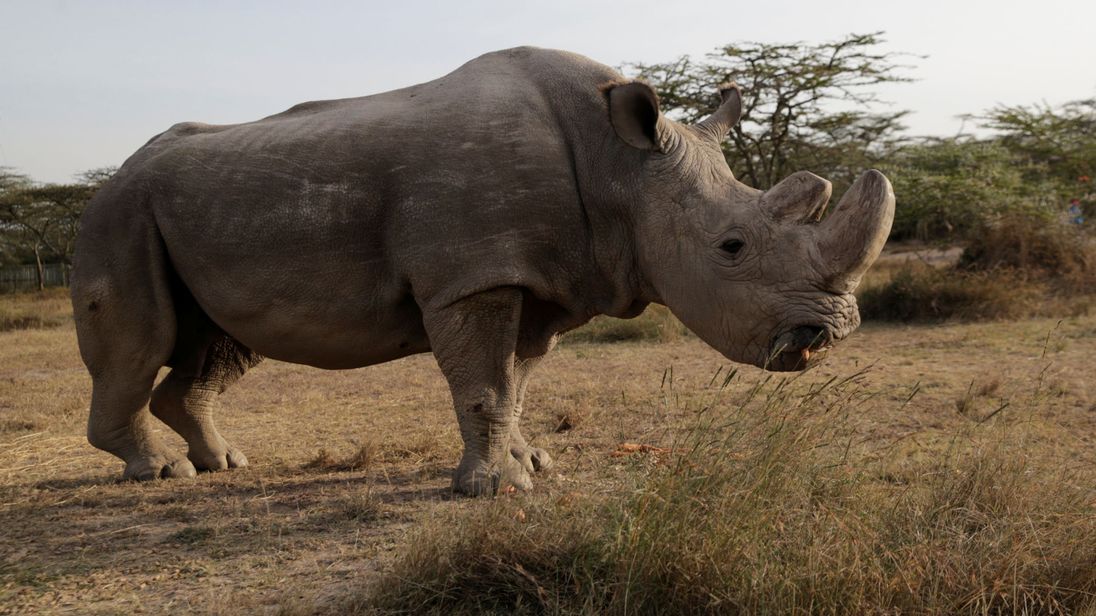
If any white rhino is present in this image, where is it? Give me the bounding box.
[71,47,894,495]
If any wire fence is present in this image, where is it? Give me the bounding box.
[0,263,70,294]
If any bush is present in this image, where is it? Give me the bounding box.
[884,139,1046,242]
[858,266,1040,322]
[862,210,1096,322]
[959,213,1096,292]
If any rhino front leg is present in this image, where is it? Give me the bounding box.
[424,288,531,496]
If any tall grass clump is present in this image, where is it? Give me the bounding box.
[359,372,1096,615]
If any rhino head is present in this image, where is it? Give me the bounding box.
[608,81,895,371]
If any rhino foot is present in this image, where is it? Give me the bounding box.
[510,444,553,474]
[453,453,533,497]
[123,454,198,481]
[188,444,248,473]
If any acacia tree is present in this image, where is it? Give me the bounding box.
[0,167,114,289]
[630,32,915,192]
[976,99,1096,205]
[0,169,34,270]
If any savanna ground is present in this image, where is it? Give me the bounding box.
[1,255,1095,614]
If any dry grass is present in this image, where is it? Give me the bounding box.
[563,304,688,344]
[2,287,1096,614]
[0,288,72,332]
[366,384,1096,614]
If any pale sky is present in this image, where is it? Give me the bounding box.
[2,0,1094,183]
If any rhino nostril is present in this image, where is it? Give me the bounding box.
[800,326,829,350]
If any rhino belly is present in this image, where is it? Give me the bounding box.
[178,258,429,369]
[155,193,429,369]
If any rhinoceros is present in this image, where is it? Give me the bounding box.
[71,46,894,495]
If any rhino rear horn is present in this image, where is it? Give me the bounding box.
[762,171,833,223]
[816,170,896,287]
[695,83,743,142]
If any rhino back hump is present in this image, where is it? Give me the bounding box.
[113,47,625,366]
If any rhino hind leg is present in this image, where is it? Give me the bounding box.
[87,376,198,481]
[149,341,262,472]
[425,287,534,496]
[150,298,263,473]
[73,211,196,480]
[509,346,557,474]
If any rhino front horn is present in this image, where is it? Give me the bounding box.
[817,169,895,288]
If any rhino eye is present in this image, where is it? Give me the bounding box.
[720,239,745,256]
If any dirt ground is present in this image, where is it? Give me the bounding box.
[1,310,1094,614]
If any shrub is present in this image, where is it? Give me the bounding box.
[883,139,1046,242]
[959,213,1096,292]
[858,266,1039,322]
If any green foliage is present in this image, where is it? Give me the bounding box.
[631,33,1095,245]
[883,139,1054,241]
[886,100,1096,242]
[978,99,1096,197]
[0,166,115,271]
[630,32,914,192]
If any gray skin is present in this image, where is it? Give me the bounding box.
[71,46,894,496]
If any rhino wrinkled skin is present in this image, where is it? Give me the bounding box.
[71,47,894,495]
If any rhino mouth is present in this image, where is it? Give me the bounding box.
[766,325,831,372]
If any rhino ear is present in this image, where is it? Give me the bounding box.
[695,83,743,142]
[608,81,667,152]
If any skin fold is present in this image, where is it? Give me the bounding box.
[71,46,894,495]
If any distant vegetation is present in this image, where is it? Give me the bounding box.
[0,167,114,290]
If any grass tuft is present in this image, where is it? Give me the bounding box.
[167,525,218,545]
[302,443,376,473]
[328,489,386,524]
